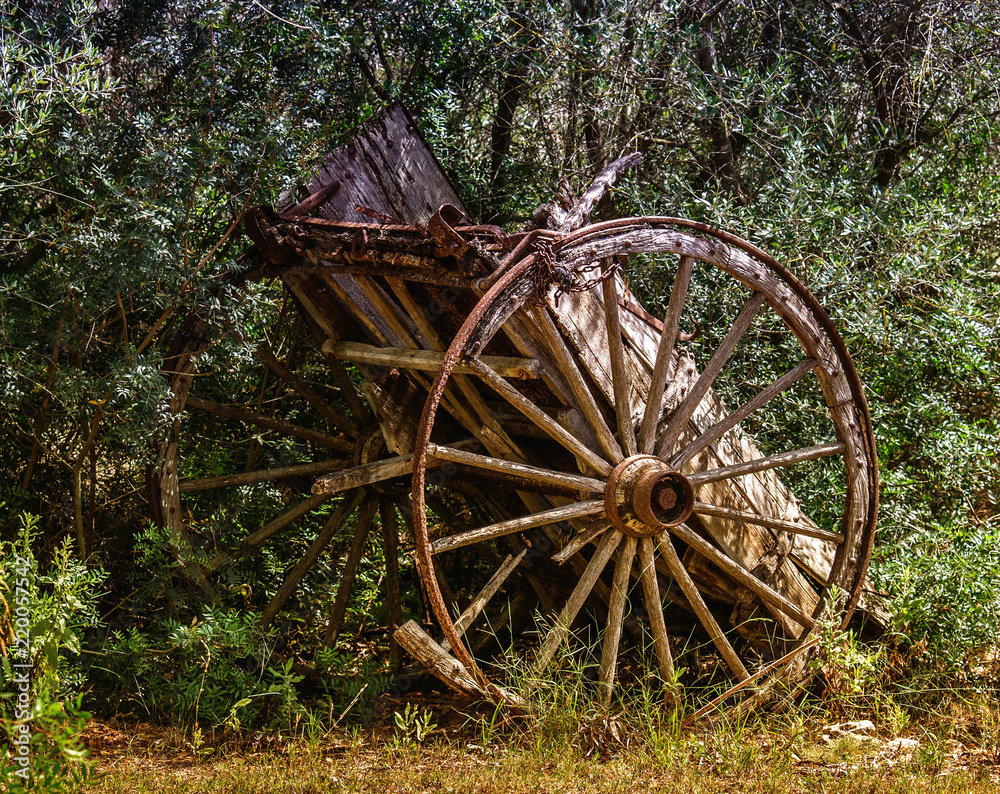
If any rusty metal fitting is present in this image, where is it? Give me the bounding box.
[604,455,695,537]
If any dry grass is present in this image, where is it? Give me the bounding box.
[81,699,1000,794]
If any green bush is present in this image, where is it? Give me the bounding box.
[0,513,104,789]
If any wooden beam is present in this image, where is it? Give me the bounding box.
[323,339,543,380]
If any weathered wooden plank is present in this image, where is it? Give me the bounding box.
[283,103,468,226]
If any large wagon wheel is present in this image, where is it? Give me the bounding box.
[155,289,413,665]
[410,217,878,706]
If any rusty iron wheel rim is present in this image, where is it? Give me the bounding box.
[409,216,879,706]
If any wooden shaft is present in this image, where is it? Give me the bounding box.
[638,536,676,690]
[185,395,354,451]
[259,490,364,629]
[427,443,606,493]
[655,534,750,681]
[671,358,817,470]
[312,454,415,495]
[393,620,486,700]
[601,265,638,457]
[534,528,623,675]
[686,441,846,486]
[598,534,637,703]
[257,346,358,436]
[639,256,693,454]
[692,502,844,544]
[179,458,348,493]
[657,291,767,458]
[468,357,613,476]
[430,499,606,555]
[667,521,813,628]
[530,305,623,464]
[324,496,378,647]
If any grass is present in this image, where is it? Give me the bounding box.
[81,693,1000,794]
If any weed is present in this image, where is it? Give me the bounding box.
[393,702,437,744]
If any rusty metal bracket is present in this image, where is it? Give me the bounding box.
[427,203,470,258]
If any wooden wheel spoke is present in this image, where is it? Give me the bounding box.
[667,522,814,629]
[179,459,348,493]
[686,441,845,486]
[551,519,611,564]
[693,502,844,544]
[442,549,528,651]
[467,357,613,476]
[185,395,355,452]
[324,496,379,647]
[430,499,606,555]
[601,262,637,457]
[530,305,623,464]
[205,492,334,571]
[670,358,818,470]
[257,345,359,436]
[259,489,366,629]
[379,498,403,666]
[534,529,623,675]
[427,443,606,493]
[656,291,768,459]
[638,536,675,686]
[654,534,750,682]
[639,255,694,454]
[598,534,638,701]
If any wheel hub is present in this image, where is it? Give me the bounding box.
[604,455,695,537]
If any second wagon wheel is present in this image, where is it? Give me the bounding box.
[153,288,414,665]
[410,217,878,707]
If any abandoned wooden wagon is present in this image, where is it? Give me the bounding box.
[150,103,880,710]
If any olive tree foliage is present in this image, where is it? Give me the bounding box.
[427,0,1000,660]
[2,0,998,664]
[0,0,495,563]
